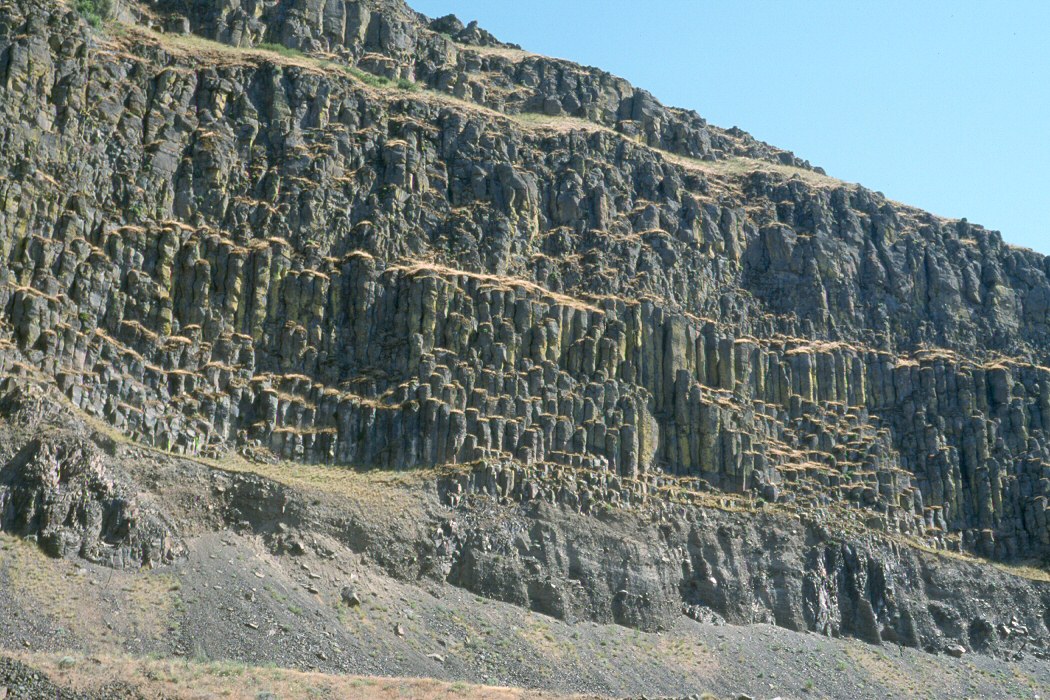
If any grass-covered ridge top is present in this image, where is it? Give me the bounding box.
[104,23,423,92]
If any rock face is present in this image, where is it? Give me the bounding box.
[0,384,184,568]
[430,498,1050,660]
[0,0,1049,659]
[143,0,809,165]
[0,435,183,567]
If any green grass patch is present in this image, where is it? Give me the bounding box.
[255,42,305,58]
[75,0,111,28]
[342,66,420,91]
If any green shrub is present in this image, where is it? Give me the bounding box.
[255,42,305,59]
[75,0,110,28]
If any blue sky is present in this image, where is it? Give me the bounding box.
[409,0,1050,255]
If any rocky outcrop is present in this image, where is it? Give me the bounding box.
[2,0,1049,567]
[140,0,812,166]
[427,498,1050,660]
[0,432,183,568]
[0,0,1048,662]
[0,379,184,569]
[0,369,1047,662]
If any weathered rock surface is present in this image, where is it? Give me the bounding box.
[432,493,1050,660]
[0,0,1049,672]
[141,0,811,167]
[0,385,184,567]
[1,377,1047,667]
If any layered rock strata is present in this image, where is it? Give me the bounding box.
[1,0,1049,583]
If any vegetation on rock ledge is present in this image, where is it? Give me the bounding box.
[74,0,109,27]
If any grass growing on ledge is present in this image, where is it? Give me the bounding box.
[343,65,421,92]
[250,43,422,92]
[896,532,1050,583]
[254,42,306,59]
[347,66,392,87]
[106,23,426,95]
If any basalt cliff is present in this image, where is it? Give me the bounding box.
[0,0,1049,697]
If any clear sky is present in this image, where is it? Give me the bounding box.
[408,0,1050,256]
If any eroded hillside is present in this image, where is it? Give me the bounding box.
[1,0,1049,696]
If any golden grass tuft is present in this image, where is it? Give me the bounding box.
[388,259,603,313]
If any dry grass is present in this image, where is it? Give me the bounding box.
[783,339,864,356]
[844,644,954,698]
[231,459,437,510]
[388,259,603,313]
[516,619,576,662]
[842,642,1045,699]
[104,20,512,120]
[510,111,617,138]
[509,112,852,195]
[666,152,850,189]
[651,636,720,679]
[106,24,323,73]
[10,651,586,700]
[0,533,178,652]
[452,42,536,62]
